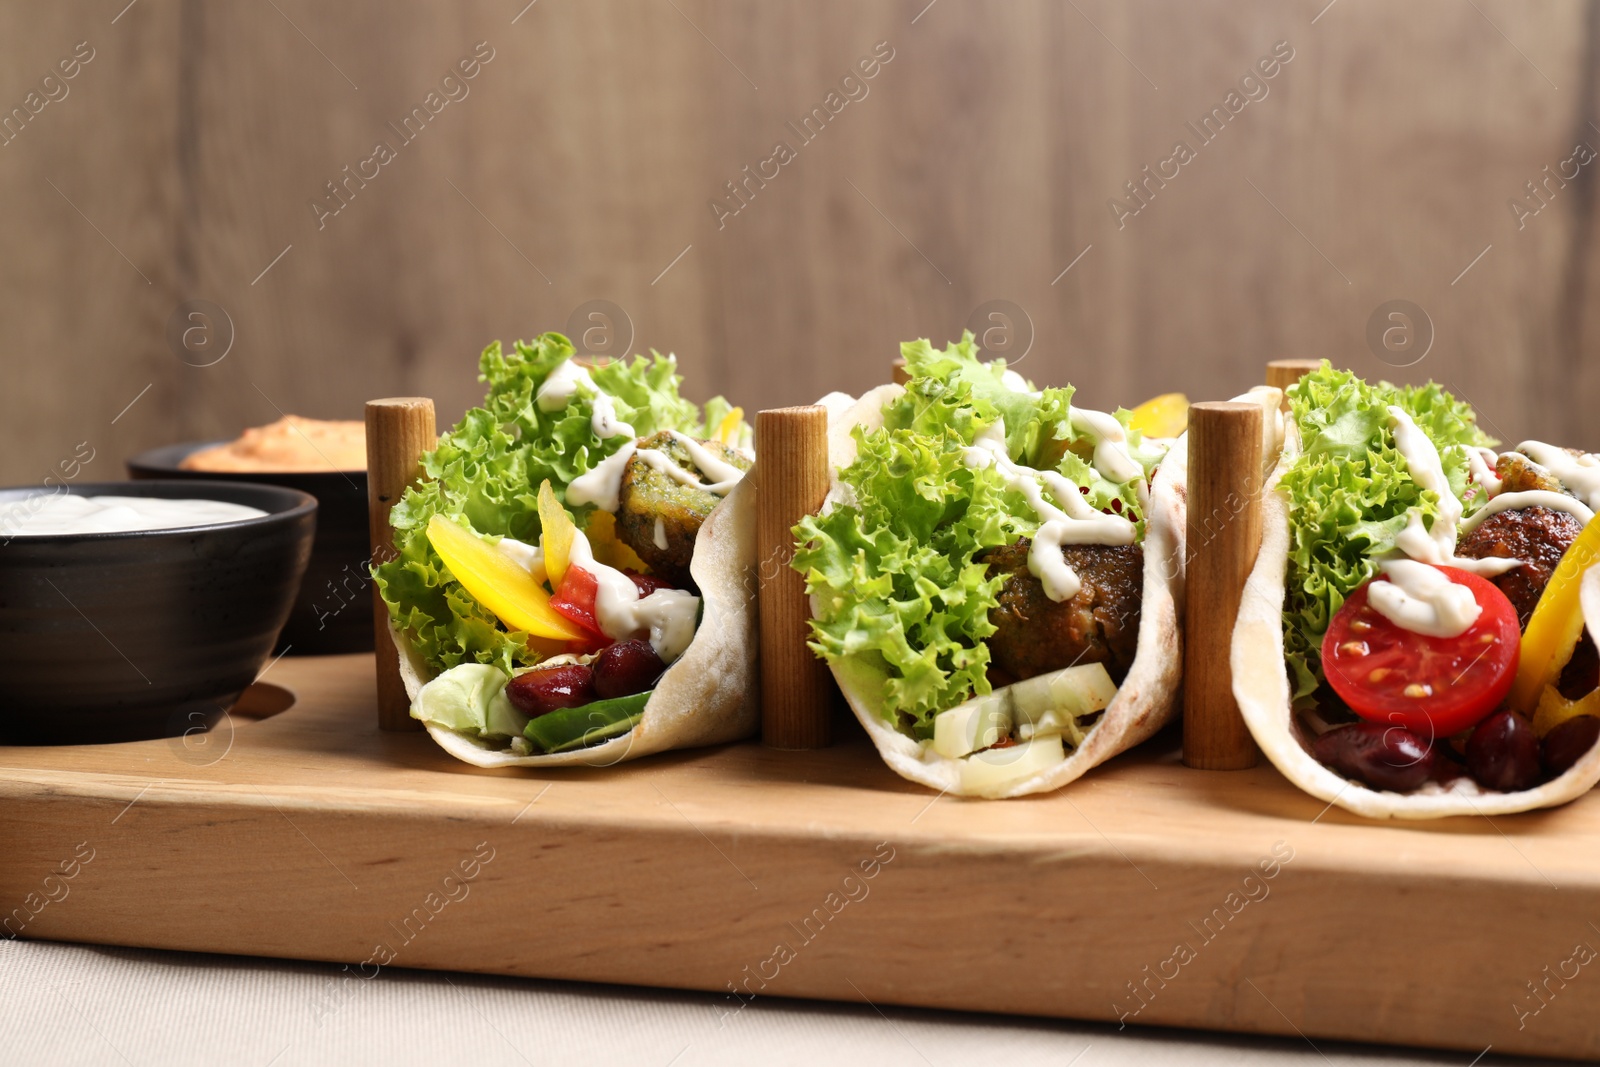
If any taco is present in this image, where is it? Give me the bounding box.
[1232,363,1600,818]
[791,335,1187,798]
[373,333,758,767]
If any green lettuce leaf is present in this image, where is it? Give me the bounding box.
[792,333,1165,735]
[1281,363,1493,700]
[373,332,728,676]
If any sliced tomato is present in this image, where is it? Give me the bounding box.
[1321,565,1521,738]
[549,566,609,651]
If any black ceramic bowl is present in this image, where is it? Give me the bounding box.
[127,443,372,654]
[0,481,316,744]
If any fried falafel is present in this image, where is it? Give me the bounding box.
[981,539,1143,683]
[616,430,751,589]
[1456,505,1583,628]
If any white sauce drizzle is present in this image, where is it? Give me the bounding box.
[634,431,746,498]
[1393,510,1521,576]
[1367,558,1482,638]
[567,442,637,512]
[1457,490,1595,534]
[667,431,746,491]
[1466,447,1502,497]
[565,420,750,517]
[634,449,701,490]
[963,418,1138,602]
[534,359,636,442]
[589,390,633,440]
[564,528,699,664]
[1000,369,1038,396]
[653,517,668,551]
[1070,408,1144,484]
[495,536,544,576]
[534,358,585,409]
[1386,406,1522,577]
[1517,441,1600,510]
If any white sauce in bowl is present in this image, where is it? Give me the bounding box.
[5,494,268,536]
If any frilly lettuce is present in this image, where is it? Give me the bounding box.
[792,333,1165,734]
[1281,363,1493,700]
[373,332,731,675]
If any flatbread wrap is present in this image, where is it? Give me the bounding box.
[791,336,1188,798]
[1232,363,1600,818]
[373,333,758,767]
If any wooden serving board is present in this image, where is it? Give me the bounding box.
[4,654,1598,1061]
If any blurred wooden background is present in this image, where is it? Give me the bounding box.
[1,0,1596,486]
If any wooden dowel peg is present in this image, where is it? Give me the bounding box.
[366,397,437,732]
[1265,359,1321,396]
[891,358,910,385]
[755,406,835,749]
[1183,401,1264,770]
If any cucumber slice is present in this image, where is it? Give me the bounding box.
[928,663,1119,756]
[932,691,1012,759]
[523,690,651,753]
[959,735,1066,793]
[1009,662,1117,726]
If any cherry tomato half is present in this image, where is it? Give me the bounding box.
[1321,565,1521,738]
[549,566,609,652]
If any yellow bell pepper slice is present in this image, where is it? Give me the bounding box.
[585,509,649,572]
[426,514,584,642]
[537,480,575,589]
[1509,515,1600,716]
[1532,684,1600,738]
[1129,393,1189,439]
[714,406,745,446]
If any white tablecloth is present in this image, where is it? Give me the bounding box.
[0,939,1544,1066]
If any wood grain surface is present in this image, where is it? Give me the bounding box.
[2,1,1596,485]
[754,406,834,749]
[3,653,1599,1060]
[1183,401,1263,770]
[364,397,434,731]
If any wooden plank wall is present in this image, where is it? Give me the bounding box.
[1,0,1595,486]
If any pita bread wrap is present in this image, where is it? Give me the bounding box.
[393,478,757,768]
[794,338,1187,799]
[1232,364,1600,819]
[374,333,757,768]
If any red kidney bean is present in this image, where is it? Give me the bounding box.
[1312,723,1437,792]
[624,570,672,597]
[1466,710,1541,792]
[592,639,666,699]
[1541,715,1600,779]
[506,663,596,717]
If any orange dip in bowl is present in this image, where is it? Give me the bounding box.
[181,416,366,473]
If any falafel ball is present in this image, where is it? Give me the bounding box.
[981,539,1143,683]
[1456,505,1583,628]
[616,430,752,589]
